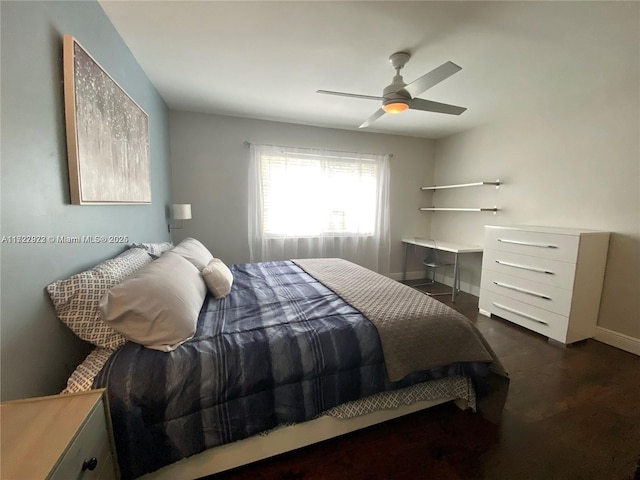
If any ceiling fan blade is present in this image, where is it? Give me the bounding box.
[409,98,467,115]
[402,61,462,99]
[359,108,386,129]
[316,90,384,101]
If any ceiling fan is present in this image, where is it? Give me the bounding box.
[317,52,467,129]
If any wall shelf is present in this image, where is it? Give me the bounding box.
[420,207,498,212]
[420,179,501,214]
[420,180,500,191]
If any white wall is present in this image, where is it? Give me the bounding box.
[431,75,640,343]
[169,112,435,275]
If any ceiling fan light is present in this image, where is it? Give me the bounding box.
[382,102,409,114]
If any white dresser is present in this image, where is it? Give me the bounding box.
[478,225,610,344]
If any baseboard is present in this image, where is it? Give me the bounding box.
[388,270,425,282]
[593,327,640,356]
[389,271,480,297]
[434,272,481,297]
[455,279,480,297]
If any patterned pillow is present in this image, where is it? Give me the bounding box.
[130,242,174,259]
[62,347,114,394]
[46,248,153,349]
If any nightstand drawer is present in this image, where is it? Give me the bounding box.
[481,269,573,316]
[479,290,569,343]
[485,227,579,262]
[482,248,577,289]
[50,398,115,480]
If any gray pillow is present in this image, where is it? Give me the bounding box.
[170,237,214,271]
[99,251,207,352]
[202,258,234,298]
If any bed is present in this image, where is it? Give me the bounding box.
[47,239,509,480]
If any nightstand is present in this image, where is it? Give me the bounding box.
[0,388,119,479]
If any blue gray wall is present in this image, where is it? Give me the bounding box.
[0,1,172,401]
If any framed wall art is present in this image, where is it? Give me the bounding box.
[63,34,151,204]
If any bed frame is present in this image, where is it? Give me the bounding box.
[141,396,469,479]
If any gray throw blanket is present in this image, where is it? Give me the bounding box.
[293,258,509,421]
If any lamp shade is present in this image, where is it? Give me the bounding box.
[172,204,192,220]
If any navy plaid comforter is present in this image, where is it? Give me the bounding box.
[95,261,486,479]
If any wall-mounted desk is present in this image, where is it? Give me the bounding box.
[402,238,483,302]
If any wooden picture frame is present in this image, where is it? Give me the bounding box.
[63,34,151,205]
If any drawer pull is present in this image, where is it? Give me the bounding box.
[493,281,552,300]
[492,302,549,325]
[82,457,98,472]
[497,238,558,249]
[493,280,551,300]
[495,260,554,275]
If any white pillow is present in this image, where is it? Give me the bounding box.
[202,258,234,298]
[99,252,207,352]
[170,237,214,271]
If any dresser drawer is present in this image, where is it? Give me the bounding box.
[50,399,115,480]
[485,227,579,262]
[479,290,569,342]
[481,269,573,316]
[482,248,577,290]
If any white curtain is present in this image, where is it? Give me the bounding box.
[248,144,391,274]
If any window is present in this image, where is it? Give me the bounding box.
[248,143,391,273]
[260,150,378,237]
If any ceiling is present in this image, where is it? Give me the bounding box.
[99,1,637,139]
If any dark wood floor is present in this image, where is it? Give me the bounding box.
[421,282,640,479]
